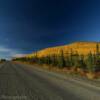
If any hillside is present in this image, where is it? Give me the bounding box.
[26,42,100,58]
[15,41,100,79]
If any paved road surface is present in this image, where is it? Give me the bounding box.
[0,62,100,100]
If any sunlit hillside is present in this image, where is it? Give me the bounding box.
[26,42,100,58]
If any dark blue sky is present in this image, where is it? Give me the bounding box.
[0,0,100,58]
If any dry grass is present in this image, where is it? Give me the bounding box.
[86,72,97,79]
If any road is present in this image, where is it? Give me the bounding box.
[0,62,100,100]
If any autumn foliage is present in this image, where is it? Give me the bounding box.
[13,42,100,79]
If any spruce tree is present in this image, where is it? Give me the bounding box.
[94,43,100,72]
[78,54,86,70]
[51,54,57,66]
[96,43,99,56]
[69,48,74,67]
[73,51,80,68]
[58,50,65,68]
[65,51,71,68]
[86,51,94,73]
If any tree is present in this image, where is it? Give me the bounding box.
[69,48,75,67]
[86,52,94,73]
[50,54,58,66]
[93,43,100,72]
[96,43,99,56]
[58,50,65,68]
[78,54,86,70]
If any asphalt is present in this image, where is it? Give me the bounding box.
[0,61,100,100]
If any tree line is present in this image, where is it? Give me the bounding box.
[13,43,100,73]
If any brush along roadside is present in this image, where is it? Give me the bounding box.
[13,61,100,80]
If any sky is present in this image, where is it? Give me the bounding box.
[0,0,100,59]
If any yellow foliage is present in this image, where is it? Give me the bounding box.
[26,42,100,58]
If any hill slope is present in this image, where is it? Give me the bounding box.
[26,42,100,58]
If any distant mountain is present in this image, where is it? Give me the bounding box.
[26,42,100,58]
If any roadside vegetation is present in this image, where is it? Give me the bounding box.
[13,43,100,79]
[0,59,6,63]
